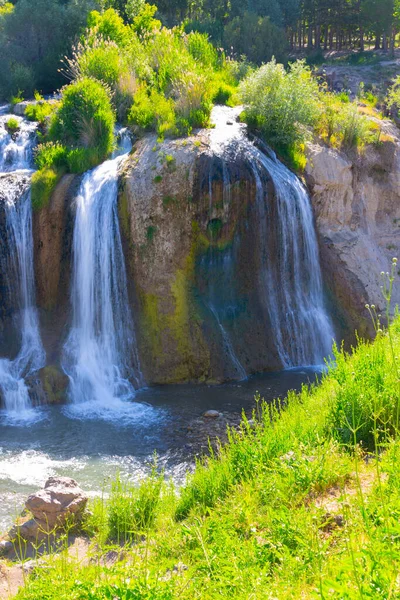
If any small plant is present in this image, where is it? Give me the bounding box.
[5,117,19,133]
[10,91,23,107]
[25,101,55,126]
[153,175,162,183]
[146,225,156,241]
[108,466,163,543]
[162,195,176,208]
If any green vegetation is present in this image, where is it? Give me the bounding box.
[0,0,94,100]
[5,116,19,133]
[239,59,384,169]
[24,99,56,127]
[10,261,400,599]
[30,166,64,211]
[1,0,400,105]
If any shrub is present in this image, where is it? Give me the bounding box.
[87,8,130,47]
[128,86,177,137]
[24,100,55,126]
[172,70,212,127]
[66,147,102,174]
[50,77,115,161]
[239,58,320,148]
[386,75,400,117]
[31,166,63,211]
[5,116,19,133]
[34,141,68,170]
[339,104,370,149]
[131,3,161,37]
[186,31,220,70]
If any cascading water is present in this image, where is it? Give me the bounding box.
[62,130,145,419]
[209,106,334,369]
[251,146,334,367]
[0,114,46,422]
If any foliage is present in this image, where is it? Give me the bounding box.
[24,100,55,126]
[107,466,163,542]
[31,166,64,211]
[386,75,400,117]
[317,90,377,150]
[224,12,287,64]
[131,2,161,36]
[50,77,115,160]
[0,0,94,101]
[239,58,320,148]
[34,142,68,170]
[5,116,19,133]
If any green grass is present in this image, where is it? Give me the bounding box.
[12,263,400,599]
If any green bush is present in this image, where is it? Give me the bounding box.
[66,147,102,174]
[339,104,371,149]
[76,40,127,89]
[239,58,320,148]
[386,75,400,117]
[24,100,55,126]
[128,86,177,137]
[34,141,68,170]
[50,77,115,161]
[31,166,63,211]
[186,31,220,70]
[5,116,19,133]
[87,8,131,47]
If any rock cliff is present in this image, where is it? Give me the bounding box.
[305,134,400,340]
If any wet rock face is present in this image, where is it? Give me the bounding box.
[120,120,282,385]
[306,138,400,341]
[33,173,78,365]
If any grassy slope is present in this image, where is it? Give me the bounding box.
[13,315,400,599]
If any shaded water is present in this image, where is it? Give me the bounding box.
[0,367,321,531]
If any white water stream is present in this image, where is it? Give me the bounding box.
[62,131,145,420]
[0,114,45,424]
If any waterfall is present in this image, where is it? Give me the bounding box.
[0,114,45,421]
[251,146,334,367]
[209,106,334,369]
[62,130,143,414]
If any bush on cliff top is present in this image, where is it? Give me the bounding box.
[50,77,115,160]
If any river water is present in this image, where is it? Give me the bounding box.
[0,367,321,531]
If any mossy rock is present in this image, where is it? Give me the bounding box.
[39,365,69,405]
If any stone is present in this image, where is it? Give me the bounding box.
[0,540,13,556]
[26,477,88,528]
[203,410,220,418]
[38,365,69,405]
[10,477,88,542]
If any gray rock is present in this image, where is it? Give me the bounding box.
[0,540,13,556]
[203,410,220,418]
